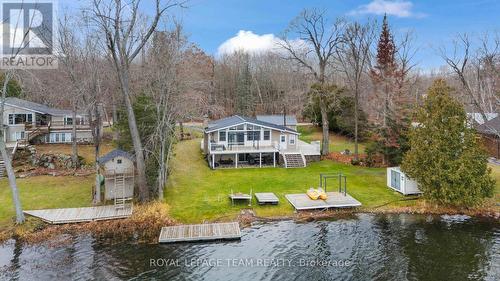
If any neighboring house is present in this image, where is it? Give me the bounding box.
[256,115,298,131]
[467,112,498,127]
[2,97,93,144]
[202,115,320,169]
[475,116,500,158]
[98,149,135,201]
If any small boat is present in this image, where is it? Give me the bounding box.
[307,188,320,200]
[317,188,328,200]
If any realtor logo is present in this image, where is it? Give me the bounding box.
[0,0,58,69]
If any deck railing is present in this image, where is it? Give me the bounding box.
[210,142,278,153]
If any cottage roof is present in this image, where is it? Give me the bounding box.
[4,97,87,116]
[206,115,298,134]
[476,116,500,135]
[98,149,135,165]
[256,115,297,126]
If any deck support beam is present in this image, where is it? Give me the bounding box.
[259,153,262,168]
[235,153,238,168]
[211,154,215,169]
[273,152,276,167]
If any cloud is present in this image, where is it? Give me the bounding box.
[217,30,308,57]
[217,30,281,56]
[349,0,426,18]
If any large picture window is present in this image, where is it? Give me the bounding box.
[49,133,72,143]
[247,131,261,141]
[8,113,33,125]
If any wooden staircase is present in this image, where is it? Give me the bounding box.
[283,153,306,168]
[0,154,5,178]
[114,174,129,209]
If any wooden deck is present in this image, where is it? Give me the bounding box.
[24,205,133,224]
[159,222,241,243]
[286,192,362,210]
[255,193,279,205]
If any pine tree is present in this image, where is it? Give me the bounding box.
[401,80,495,207]
[235,53,253,116]
[367,14,411,166]
[371,13,397,127]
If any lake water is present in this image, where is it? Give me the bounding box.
[0,213,499,281]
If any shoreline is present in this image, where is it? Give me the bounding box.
[1,203,498,246]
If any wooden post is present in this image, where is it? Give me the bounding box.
[273,152,276,167]
[259,153,262,168]
[235,153,238,168]
[212,154,215,169]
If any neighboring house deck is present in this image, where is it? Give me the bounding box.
[202,115,320,169]
[2,97,93,145]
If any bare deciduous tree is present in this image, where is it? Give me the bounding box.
[439,32,499,128]
[336,21,376,160]
[91,0,182,202]
[279,8,345,155]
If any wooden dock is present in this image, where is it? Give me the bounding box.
[24,205,133,224]
[286,192,362,210]
[159,222,241,243]
[255,193,279,205]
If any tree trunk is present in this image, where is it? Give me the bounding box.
[0,136,24,223]
[118,69,149,202]
[319,99,329,155]
[93,105,102,205]
[354,87,359,161]
[71,107,79,168]
[112,95,119,141]
[179,122,184,141]
[0,71,24,224]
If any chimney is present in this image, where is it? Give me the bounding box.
[283,105,287,128]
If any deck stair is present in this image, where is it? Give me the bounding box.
[284,153,306,168]
[29,127,47,140]
[0,154,5,178]
[114,174,131,209]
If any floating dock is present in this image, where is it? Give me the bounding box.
[255,193,279,205]
[286,192,362,210]
[23,205,133,224]
[159,222,241,243]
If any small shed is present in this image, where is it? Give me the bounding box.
[387,167,421,195]
[98,149,135,200]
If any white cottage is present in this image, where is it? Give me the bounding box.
[98,149,135,201]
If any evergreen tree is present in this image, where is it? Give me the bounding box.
[0,75,22,98]
[401,80,495,207]
[371,13,397,127]
[235,53,253,116]
[368,14,411,165]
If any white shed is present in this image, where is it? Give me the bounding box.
[387,167,421,195]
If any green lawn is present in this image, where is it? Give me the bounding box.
[298,125,367,153]
[165,138,407,223]
[0,176,93,227]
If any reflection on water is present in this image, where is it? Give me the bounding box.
[0,214,499,281]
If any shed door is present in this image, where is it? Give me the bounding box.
[391,170,401,191]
